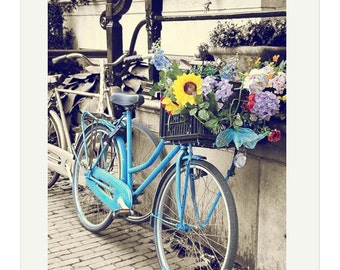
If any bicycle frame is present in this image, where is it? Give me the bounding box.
[82,107,225,229]
[48,59,112,180]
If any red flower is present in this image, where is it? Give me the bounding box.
[246,93,255,111]
[268,129,281,142]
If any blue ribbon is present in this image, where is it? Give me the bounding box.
[215,128,267,149]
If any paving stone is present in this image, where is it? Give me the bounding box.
[48,181,175,269]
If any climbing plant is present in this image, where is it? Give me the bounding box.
[48,0,92,49]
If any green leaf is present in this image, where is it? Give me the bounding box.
[233,117,243,130]
[207,92,218,114]
[204,118,219,133]
[198,101,210,110]
[189,108,198,116]
[195,94,204,104]
[198,109,210,121]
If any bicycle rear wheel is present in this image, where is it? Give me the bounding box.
[72,123,121,232]
[127,121,166,223]
[48,110,65,188]
[153,159,238,270]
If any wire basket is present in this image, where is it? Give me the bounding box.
[159,108,216,148]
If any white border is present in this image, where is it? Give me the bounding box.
[287,0,320,269]
[3,0,21,269]
[320,1,338,269]
[20,0,47,269]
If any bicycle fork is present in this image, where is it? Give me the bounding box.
[157,145,220,232]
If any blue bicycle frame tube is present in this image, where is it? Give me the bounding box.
[126,110,133,190]
[175,146,189,230]
[129,139,166,173]
[133,143,181,197]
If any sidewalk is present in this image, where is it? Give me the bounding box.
[48,178,160,270]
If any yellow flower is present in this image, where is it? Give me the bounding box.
[172,73,202,106]
[277,95,287,102]
[161,97,180,115]
[255,57,261,66]
[273,55,280,63]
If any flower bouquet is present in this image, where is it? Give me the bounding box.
[150,44,286,150]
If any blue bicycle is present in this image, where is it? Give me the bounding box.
[72,89,239,269]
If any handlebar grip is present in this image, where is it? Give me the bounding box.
[123,55,144,63]
[51,53,85,64]
[52,55,67,64]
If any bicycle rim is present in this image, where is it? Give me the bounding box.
[153,159,238,270]
[126,121,166,223]
[73,123,120,232]
[47,110,64,188]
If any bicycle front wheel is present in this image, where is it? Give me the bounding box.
[153,159,238,270]
[72,122,121,233]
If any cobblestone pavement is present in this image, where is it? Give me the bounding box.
[48,178,160,270]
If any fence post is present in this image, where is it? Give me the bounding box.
[105,0,132,86]
[145,0,163,83]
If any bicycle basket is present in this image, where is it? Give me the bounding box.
[159,107,216,148]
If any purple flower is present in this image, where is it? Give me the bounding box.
[215,78,233,102]
[250,91,280,120]
[202,75,217,96]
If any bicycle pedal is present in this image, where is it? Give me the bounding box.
[115,209,133,217]
[59,181,72,191]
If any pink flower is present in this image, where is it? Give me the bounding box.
[269,71,286,94]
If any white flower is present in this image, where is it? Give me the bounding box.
[243,69,268,94]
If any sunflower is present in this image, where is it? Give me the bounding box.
[172,73,202,106]
[161,97,181,115]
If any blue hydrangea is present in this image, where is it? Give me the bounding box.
[150,48,170,71]
[220,58,238,81]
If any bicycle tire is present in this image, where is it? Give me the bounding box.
[153,159,238,270]
[48,110,66,188]
[126,121,167,224]
[72,122,121,233]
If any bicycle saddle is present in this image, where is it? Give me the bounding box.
[111,92,144,107]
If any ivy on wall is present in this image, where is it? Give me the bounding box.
[48,0,90,74]
[48,0,75,49]
[48,0,91,49]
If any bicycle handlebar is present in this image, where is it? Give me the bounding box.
[105,53,153,78]
[51,51,153,83]
[52,53,99,66]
